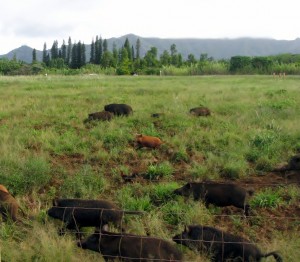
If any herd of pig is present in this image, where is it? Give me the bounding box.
[1,103,299,261]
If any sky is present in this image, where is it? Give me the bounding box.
[1,0,299,55]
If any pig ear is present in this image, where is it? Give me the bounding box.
[184,225,189,232]
[52,199,58,206]
[187,183,192,188]
[102,224,109,232]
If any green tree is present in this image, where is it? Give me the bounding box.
[252,57,273,73]
[0,58,22,75]
[160,50,171,66]
[144,47,158,67]
[49,58,65,69]
[98,37,103,65]
[135,38,141,59]
[124,38,132,61]
[103,39,108,52]
[81,42,86,67]
[42,42,48,65]
[187,54,197,66]
[32,48,37,63]
[229,56,252,73]
[112,42,118,67]
[200,53,208,62]
[66,37,72,65]
[94,36,103,65]
[170,44,178,66]
[51,40,59,60]
[90,39,95,63]
[61,40,67,63]
[116,48,131,75]
[102,51,114,68]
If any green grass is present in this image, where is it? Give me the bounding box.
[0,75,299,261]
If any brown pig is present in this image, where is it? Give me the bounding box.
[0,185,22,222]
[135,134,163,149]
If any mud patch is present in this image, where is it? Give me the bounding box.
[50,152,85,174]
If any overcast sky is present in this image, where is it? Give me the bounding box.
[1,0,299,54]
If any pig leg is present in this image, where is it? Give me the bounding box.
[66,220,83,239]
[244,204,250,217]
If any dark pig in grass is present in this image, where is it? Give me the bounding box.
[48,199,142,236]
[173,225,282,262]
[190,107,211,116]
[88,111,114,121]
[78,229,183,262]
[287,154,300,170]
[151,113,164,118]
[173,182,254,216]
[273,153,300,172]
[104,103,133,116]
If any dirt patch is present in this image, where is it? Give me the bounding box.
[239,171,299,192]
[50,152,86,174]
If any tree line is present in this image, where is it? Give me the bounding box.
[1,36,300,75]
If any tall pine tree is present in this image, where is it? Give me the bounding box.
[135,38,141,59]
[61,40,67,63]
[32,48,37,63]
[42,42,47,64]
[95,36,100,65]
[90,39,95,63]
[98,37,103,65]
[51,40,59,60]
[66,37,72,66]
[124,38,132,61]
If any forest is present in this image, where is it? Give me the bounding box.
[1,36,300,76]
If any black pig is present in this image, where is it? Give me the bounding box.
[104,103,133,116]
[173,182,254,216]
[78,229,183,261]
[173,225,282,262]
[48,199,141,235]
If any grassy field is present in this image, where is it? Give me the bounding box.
[0,75,299,261]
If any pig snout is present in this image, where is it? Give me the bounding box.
[172,233,186,245]
[173,189,182,195]
[77,241,86,249]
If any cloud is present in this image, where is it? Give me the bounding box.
[1,0,300,54]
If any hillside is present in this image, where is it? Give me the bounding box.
[1,34,300,63]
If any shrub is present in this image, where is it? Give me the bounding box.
[189,164,210,180]
[145,162,174,180]
[59,165,107,198]
[171,148,190,163]
[251,188,283,208]
[116,185,152,211]
[0,157,51,195]
[148,182,179,205]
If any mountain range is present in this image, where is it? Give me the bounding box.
[1,34,300,63]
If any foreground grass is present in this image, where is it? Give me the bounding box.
[0,75,299,261]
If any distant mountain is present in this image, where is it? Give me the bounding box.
[1,34,300,63]
[0,45,43,63]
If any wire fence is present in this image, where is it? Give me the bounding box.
[47,204,298,261]
[48,205,300,219]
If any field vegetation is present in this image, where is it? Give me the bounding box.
[0,75,299,261]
